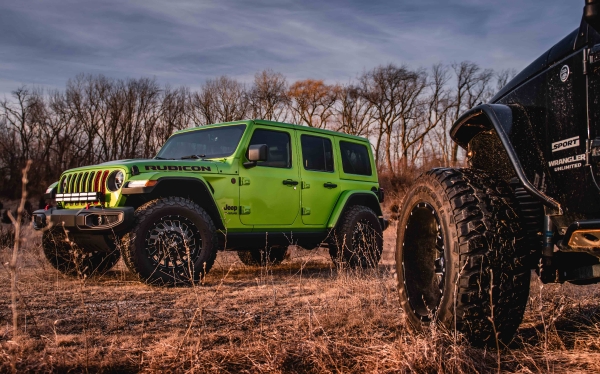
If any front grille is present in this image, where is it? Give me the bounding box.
[58,170,111,203]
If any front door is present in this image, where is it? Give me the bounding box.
[298,133,340,225]
[545,44,589,213]
[239,127,300,226]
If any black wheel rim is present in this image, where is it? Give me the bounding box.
[402,202,446,320]
[145,215,202,275]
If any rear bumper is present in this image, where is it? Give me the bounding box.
[32,207,134,233]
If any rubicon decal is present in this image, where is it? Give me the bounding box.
[145,165,211,172]
[548,153,585,172]
[552,136,579,152]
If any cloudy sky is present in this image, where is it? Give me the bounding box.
[0,0,583,96]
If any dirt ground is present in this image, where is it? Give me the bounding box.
[2,225,600,373]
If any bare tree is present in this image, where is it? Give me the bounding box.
[248,69,289,121]
[496,68,517,92]
[190,76,249,125]
[154,85,189,150]
[360,64,429,173]
[287,79,338,129]
[0,87,44,197]
[406,64,452,167]
[449,61,494,164]
[333,83,374,137]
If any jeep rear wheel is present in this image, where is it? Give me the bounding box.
[396,168,530,346]
[122,197,218,286]
[42,229,121,277]
[237,246,289,266]
[329,205,383,268]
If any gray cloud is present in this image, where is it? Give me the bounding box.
[0,0,583,96]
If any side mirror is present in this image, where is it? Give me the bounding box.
[244,144,268,168]
[585,0,600,33]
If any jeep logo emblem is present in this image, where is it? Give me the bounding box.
[223,204,238,212]
[560,65,570,82]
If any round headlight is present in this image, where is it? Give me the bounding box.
[107,170,125,192]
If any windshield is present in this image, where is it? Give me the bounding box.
[156,124,246,160]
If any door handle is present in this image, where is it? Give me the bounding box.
[282,179,299,186]
[323,182,337,188]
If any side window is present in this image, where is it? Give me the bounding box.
[300,135,334,172]
[248,129,292,168]
[339,141,372,176]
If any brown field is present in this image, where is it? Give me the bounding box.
[2,224,600,373]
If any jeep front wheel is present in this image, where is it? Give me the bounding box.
[42,229,121,277]
[329,205,383,268]
[396,168,530,346]
[122,197,218,286]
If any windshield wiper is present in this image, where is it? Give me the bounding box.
[180,154,206,160]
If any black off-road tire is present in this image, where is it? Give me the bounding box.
[42,229,121,277]
[329,205,383,268]
[121,197,218,286]
[237,246,289,266]
[396,168,530,346]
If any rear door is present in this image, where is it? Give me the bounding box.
[298,133,340,225]
[545,38,592,213]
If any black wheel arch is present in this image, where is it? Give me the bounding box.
[452,103,561,214]
[331,192,386,232]
[123,177,224,231]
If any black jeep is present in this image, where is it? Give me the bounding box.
[396,0,600,345]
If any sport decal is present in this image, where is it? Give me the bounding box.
[552,136,579,152]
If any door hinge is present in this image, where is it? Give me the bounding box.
[302,207,311,215]
[588,137,600,165]
[301,181,310,189]
[584,48,589,75]
[239,177,250,186]
[240,206,251,214]
[588,45,600,70]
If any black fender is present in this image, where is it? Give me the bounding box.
[451,103,562,214]
[122,177,224,230]
[327,191,387,230]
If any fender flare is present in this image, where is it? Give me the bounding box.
[327,190,384,229]
[122,176,225,229]
[451,103,561,214]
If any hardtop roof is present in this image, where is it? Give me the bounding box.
[174,119,369,143]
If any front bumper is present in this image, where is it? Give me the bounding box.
[32,207,134,233]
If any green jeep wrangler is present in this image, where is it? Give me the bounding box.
[33,120,387,285]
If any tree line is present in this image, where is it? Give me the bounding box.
[0,62,514,198]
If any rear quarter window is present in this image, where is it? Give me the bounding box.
[339,141,372,176]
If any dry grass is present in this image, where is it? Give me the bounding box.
[1,224,600,373]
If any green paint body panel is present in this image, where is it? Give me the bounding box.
[49,120,382,236]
